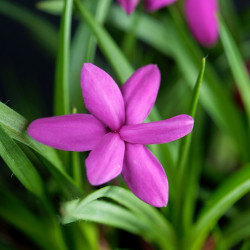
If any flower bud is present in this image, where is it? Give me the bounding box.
[185,0,219,47]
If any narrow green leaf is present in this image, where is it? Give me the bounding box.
[37,0,64,15]
[74,0,134,83]
[62,200,147,233]
[174,58,206,231]
[219,16,250,130]
[186,164,250,250]
[0,124,44,199]
[188,58,206,118]
[0,102,81,198]
[62,186,176,250]
[54,0,73,115]
[0,0,57,57]
[70,0,112,112]
[177,57,206,179]
[182,108,206,232]
[0,102,63,170]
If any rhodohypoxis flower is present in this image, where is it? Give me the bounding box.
[117,0,177,14]
[184,0,219,47]
[28,63,194,207]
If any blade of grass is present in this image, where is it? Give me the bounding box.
[74,0,133,83]
[54,0,73,115]
[70,0,112,112]
[0,124,44,199]
[62,200,146,232]
[37,0,64,15]
[182,107,206,232]
[185,164,250,250]
[0,102,81,198]
[219,16,250,131]
[61,186,176,250]
[174,58,206,235]
[0,102,63,170]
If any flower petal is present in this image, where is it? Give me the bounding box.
[121,64,160,125]
[86,133,125,185]
[120,114,194,144]
[122,143,168,207]
[144,0,177,12]
[185,0,219,47]
[28,114,107,151]
[116,0,140,15]
[81,63,125,130]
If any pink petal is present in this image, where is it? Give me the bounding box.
[121,64,160,125]
[145,0,177,12]
[116,0,140,15]
[81,63,125,131]
[28,114,107,151]
[122,143,168,207]
[185,0,219,47]
[86,133,125,185]
[120,114,194,144]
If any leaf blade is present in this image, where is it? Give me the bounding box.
[0,124,44,199]
[54,0,73,115]
[62,186,176,249]
[219,16,250,130]
[186,165,250,249]
[0,102,81,198]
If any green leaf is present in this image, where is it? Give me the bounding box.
[185,164,250,250]
[37,0,64,15]
[182,108,206,232]
[174,58,206,230]
[219,16,250,130]
[62,186,176,250]
[0,102,62,169]
[54,0,73,115]
[0,124,44,199]
[70,0,111,112]
[63,199,146,233]
[74,0,134,83]
[0,102,81,198]
[0,0,58,57]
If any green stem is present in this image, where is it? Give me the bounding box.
[54,0,73,115]
[72,151,82,189]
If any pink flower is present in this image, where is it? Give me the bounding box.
[28,63,194,207]
[184,0,219,47]
[116,0,177,14]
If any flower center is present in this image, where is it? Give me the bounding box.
[106,127,121,134]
